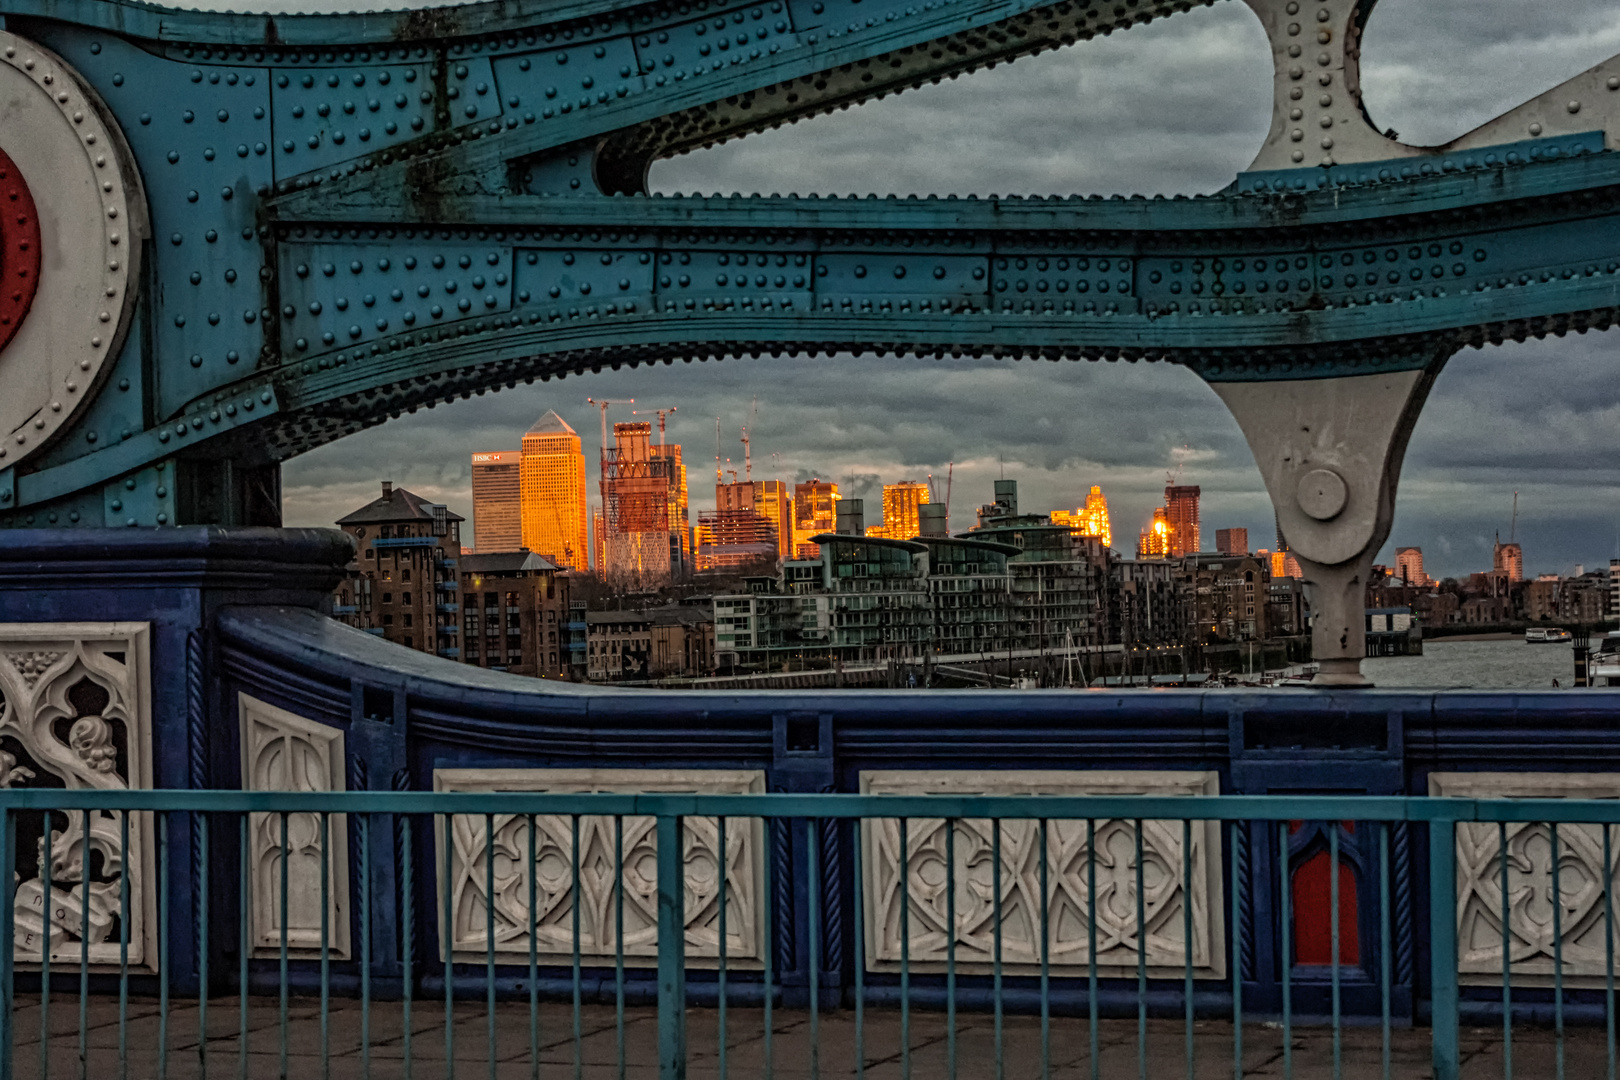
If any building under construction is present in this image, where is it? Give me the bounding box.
[599,421,678,590]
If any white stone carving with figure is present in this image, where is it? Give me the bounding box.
[859,770,1225,978]
[1432,771,1620,986]
[433,768,765,965]
[0,623,154,968]
[239,693,350,959]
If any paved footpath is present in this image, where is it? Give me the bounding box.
[2,996,1608,1078]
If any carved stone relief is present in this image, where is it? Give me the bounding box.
[1432,771,1620,985]
[859,770,1225,978]
[239,693,350,959]
[0,623,154,969]
[433,768,765,965]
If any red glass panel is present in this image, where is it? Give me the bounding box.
[1292,850,1359,964]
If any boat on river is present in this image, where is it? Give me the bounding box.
[1526,627,1574,643]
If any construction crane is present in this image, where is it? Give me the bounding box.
[585,398,634,455]
[1511,490,1519,543]
[632,405,678,447]
[714,419,723,485]
[945,462,954,533]
[740,395,759,482]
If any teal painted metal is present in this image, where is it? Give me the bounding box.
[656,813,686,1080]
[1,0,1620,524]
[1428,818,1460,1080]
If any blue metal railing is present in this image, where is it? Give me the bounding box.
[370,536,439,550]
[0,789,1616,1080]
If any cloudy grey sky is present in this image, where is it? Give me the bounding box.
[277,0,1620,580]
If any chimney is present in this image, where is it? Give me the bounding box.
[836,498,865,537]
[381,480,393,501]
[919,503,948,537]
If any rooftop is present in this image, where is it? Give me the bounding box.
[337,482,464,527]
[526,410,576,437]
[461,550,559,575]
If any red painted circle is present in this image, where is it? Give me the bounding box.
[0,145,42,356]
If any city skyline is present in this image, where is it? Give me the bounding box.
[276,0,1620,582]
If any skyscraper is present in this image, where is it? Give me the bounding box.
[518,411,589,570]
[1395,546,1430,586]
[718,479,793,559]
[1053,485,1113,549]
[652,442,690,573]
[1215,528,1248,556]
[1137,507,1172,558]
[600,421,675,589]
[1493,537,1524,582]
[792,480,840,558]
[470,450,522,551]
[1164,485,1201,557]
[866,481,930,540]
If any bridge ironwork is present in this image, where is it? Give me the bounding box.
[1,0,1618,676]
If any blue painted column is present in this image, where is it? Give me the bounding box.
[770,711,838,1009]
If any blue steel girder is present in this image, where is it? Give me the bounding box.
[0,0,1618,588]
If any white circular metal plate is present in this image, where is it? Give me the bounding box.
[0,31,146,470]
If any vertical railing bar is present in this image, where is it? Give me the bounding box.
[117,810,129,1080]
[571,814,581,1080]
[1553,822,1565,1080]
[235,813,246,1080]
[1606,822,1615,1080]
[321,812,331,1080]
[442,812,456,1080]
[1330,824,1341,1080]
[654,813,687,1080]
[853,818,866,1080]
[198,813,210,1080]
[484,814,496,1080]
[1135,818,1146,1080]
[160,812,170,1080]
[1429,818,1461,1080]
[716,816,727,1080]
[0,809,13,1080]
[762,816,773,1080]
[278,811,289,1080]
[1380,824,1391,1080]
[79,811,90,1080]
[402,815,415,1080]
[616,815,625,1080]
[1040,817,1050,1080]
[527,815,538,1080]
[1279,822,1292,1080]
[1183,818,1194,1080]
[808,818,821,1080]
[900,817,911,1080]
[361,814,372,1080]
[1088,819,1098,1080]
[992,819,1003,1080]
[1499,821,1511,1080]
[1232,820,1243,1080]
[945,818,956,1080]
[41,812,52,1080]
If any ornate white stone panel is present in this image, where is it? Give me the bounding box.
[239,693,350,959]
[433,768,765,965]
[0,623,154,969]
[1432,771,1620,986]
[859,770,1225,978]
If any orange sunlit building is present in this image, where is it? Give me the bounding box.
[792,480,840,558]
[865,481,930,541]
[1053,485,1113,550]
[517,411,589,571]
[1137,507,1173,559]
[470,450,522,551]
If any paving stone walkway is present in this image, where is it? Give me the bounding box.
[1,996,1607,1078]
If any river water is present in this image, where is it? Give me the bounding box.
[1363,637,1582,689]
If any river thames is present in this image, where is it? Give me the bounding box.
[1363,637,1587,689]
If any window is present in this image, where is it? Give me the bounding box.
[403,569,412,582]
[379,525,392,539]
[382,593,393,603]
[366,549,375,560]
[383,614,394,625]
[404,614,414,628]
[405,636,413,648]
[402,593,411,605]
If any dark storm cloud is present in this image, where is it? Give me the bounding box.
[273,0,1620,579]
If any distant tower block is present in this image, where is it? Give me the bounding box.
[601,421,675,590]
[519,411,589,571]
[868,482,930,540]
[470,451,522,552]
[1138,507,1172,559]
[1165,485,1201,557]
[793,481,840,559]
[1395,547,1430,586]
[1215,528,1248,556]
[1493,538,1524,583]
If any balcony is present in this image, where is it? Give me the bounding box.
[437,647,461,659]
[438,625,461,636]
[437,557,459,570]
[370,536,438,549]
[437,602,460,614]
[436,581,458,591]
[332,605,359,615]
[362,627,385,636]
